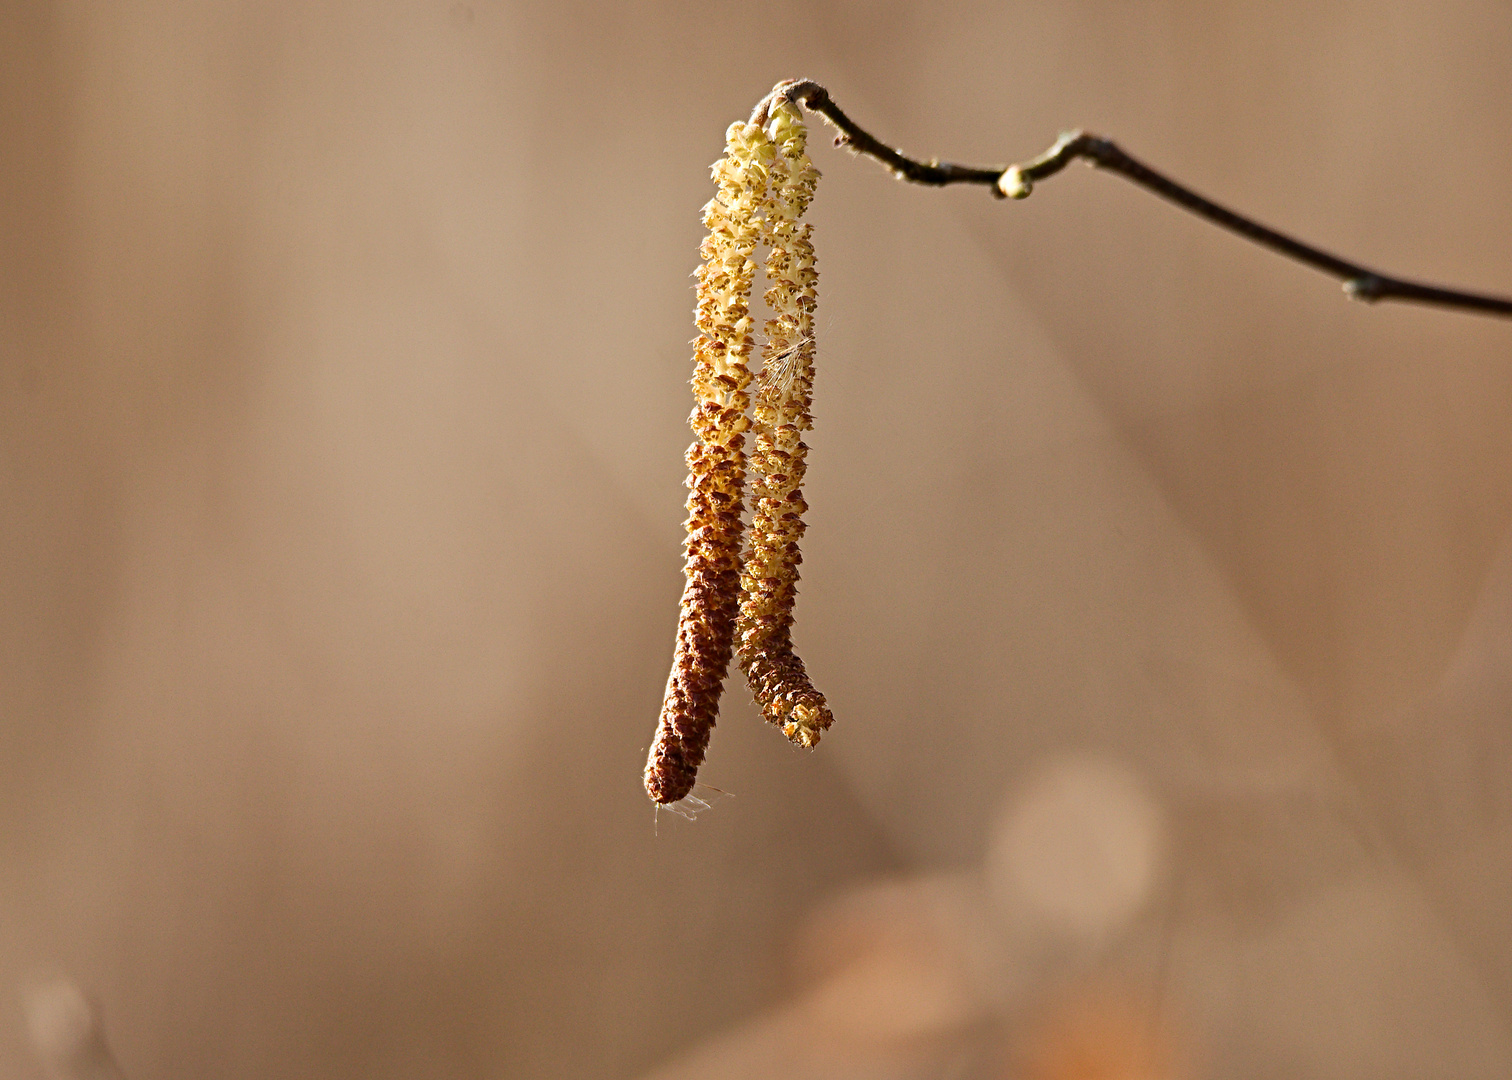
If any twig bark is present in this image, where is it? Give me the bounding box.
[754,79,1512,319]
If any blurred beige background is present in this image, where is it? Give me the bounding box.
[4,1,1512,1077]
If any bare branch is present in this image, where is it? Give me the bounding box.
[756,79,1512,320]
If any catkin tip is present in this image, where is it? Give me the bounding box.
[782,702,831,748]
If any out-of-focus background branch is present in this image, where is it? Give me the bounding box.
[3,2,1511,1078]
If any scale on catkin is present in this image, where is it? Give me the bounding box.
[644,94,833,806]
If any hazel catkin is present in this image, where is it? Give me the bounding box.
[736,98,833,749]
[644,121,773,804]
[646,91,834,806]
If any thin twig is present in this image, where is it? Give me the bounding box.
[753,79,1512,319]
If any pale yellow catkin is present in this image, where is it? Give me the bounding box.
[644,121,774,804]
[735,99,833,749]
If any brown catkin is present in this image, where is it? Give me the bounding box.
[737,100,834,749]
[644,122,774,804]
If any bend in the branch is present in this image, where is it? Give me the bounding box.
[996,130,1089,198]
